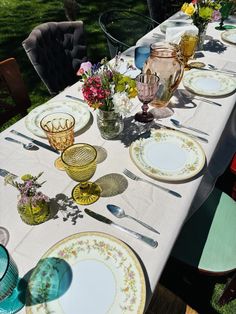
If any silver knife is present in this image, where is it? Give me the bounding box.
[65,95,86,104]
[155,123,208,143]
[190,66,236,77]
[194,96,222,107]
[0,169,17,179]
[85,208,158,248]
[10,130,60,154]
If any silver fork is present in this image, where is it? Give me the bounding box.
[123,169,182,198]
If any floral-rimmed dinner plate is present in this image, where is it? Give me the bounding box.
[130,129,205,182]
[183,70,236,97]
[221,29,236,45]
[25,100,90,138]
[25,232,146,314]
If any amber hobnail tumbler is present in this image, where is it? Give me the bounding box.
[40,112,75,170]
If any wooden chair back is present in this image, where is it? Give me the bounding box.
[0,57,31,125]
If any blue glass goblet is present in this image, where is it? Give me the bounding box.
[0,245,24,313]
[134,46,151,71]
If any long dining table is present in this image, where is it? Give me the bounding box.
[0,12,236,313]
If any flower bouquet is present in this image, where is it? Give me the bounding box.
[181,0,221,48]
[77,58,137,139]
[5,172,50,225]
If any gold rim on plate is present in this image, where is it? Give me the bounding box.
[26,231,146,314]
[130,128,206,182]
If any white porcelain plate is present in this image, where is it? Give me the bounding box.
[130,129,206,182]
[26,232,146,314]
[183,70,236,97]
[159,19,191,33]
[25,100,91,138]
[221,29,236,45]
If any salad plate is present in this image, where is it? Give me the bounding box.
[221,29,236,45]
[26,232,146,314]
[130,129,205,182]
[183,70,236,97]
[25,100,90,138]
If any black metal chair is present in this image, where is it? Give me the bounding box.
[22,21,87,95]
[99,9,158,59]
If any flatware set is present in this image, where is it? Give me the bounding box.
[85,208,158,248]
[155,122,209,144]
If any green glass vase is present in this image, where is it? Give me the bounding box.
[17,194,50,225]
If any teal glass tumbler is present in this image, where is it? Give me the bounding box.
[0,244,24,313]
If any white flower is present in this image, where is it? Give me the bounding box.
[112,92,132,115]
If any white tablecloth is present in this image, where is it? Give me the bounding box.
[0,15,236,313]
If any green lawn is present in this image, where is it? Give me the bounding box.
[0,1,235,313]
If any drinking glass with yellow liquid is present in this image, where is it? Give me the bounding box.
[180,33,199,70]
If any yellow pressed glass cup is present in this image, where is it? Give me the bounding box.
[61,143,101,205]
[40,112,75,170]
[180,34,199,69]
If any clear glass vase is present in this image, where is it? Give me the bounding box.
[197,26,207,51]
[17,194,50,225]
[143,43,184,108]
[97,109,124,139]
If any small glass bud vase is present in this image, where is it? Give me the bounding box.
[97,109,124,140]
[17,193,50,225]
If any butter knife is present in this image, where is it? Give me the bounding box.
[85,208,158,248]
[189,66,236,77]
[0,169,17,179]
[10,130,60,154]
[155,123,209,143]
[65,95,86,103]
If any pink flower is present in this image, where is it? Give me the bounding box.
[76,61,92,76]
[212,10,221,21]
[192,0,197,4]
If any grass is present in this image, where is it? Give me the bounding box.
[0,1,235,313]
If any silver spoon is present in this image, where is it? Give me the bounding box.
[107,204,160,234]
[5,137,39,151]
[170,119,209,136]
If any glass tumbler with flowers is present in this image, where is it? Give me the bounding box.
[77,59,137,139]
[181,0,222,50]
[5,172,50,225]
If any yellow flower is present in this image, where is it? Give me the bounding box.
[185,3,195,16]
[199,7,213,20]
[181,3,189,13]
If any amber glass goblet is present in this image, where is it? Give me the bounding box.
[61,143,101,205]
[40,112,75,170]
[179,34,199,70]
[135,73,159,123]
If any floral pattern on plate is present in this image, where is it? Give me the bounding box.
[25,100,90,138]
[130,129,206,182]
[183,70,236,97]
[26,232,146,314]
[221,29,236,45]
